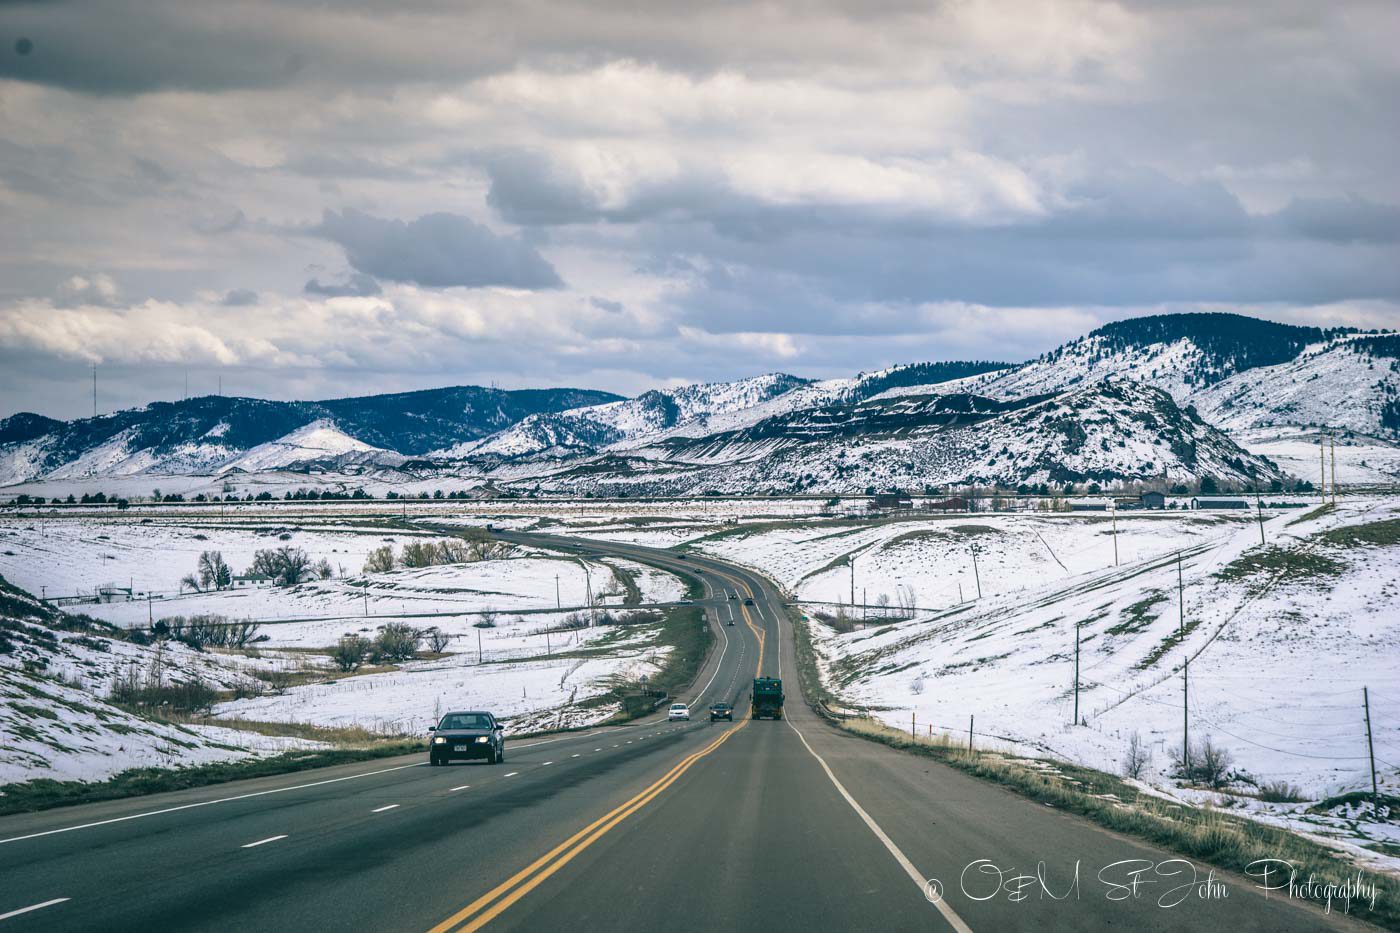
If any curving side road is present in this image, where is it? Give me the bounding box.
[0,530,1366,932]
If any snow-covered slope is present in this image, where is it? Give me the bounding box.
[447,374,811,459]
[1192,335,1400,435]
[960,314,1399,438]
[0,577,320,784]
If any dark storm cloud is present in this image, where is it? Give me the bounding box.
[303,272,382,298]
[312,209,562,290]
[221,288,259,306]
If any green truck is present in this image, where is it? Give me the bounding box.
[751,677,784,720]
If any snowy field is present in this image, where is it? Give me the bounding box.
[791,499,1400,871]
[0,519,682,629]
[1240,428,1400,486]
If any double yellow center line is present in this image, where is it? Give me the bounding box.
[428,569,767,933]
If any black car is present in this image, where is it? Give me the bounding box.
[429,710,506,765]
[743,597,755,606]
[709,703,733,721]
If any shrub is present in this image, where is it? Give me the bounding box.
[425,628,451,653]
[372,623,420,662]
[331,635,370,672]
[1258,780,1305,803]
[363,546,395,574]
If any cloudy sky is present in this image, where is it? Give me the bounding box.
[1,0,1398,419]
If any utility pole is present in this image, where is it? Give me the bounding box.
[545,628,551,657]
[1331,437,1338,506]
[1073,619,1081,725]
[1364,686,1379,819]
[957,582,964,604]
[1320,435,1327,504]
[1178,552,1189,775]
[968,714,975,753]
[862,586,867,627]
[477,627,483,664]
[971,548,982,599]
[850,558,855,606]
[1255,486,1266,546]
[1110,505,1119,567]
[556,574,561,610]
[364,589,369,618]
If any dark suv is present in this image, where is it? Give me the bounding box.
[709,703,733,722]
[429,711,506,765]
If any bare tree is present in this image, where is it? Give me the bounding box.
[426,627,451,653]
[475,607,498,629]
[197,551,231,590]
[250,546,313,586]
[314,557,333,580]
[1122,731,1151,778]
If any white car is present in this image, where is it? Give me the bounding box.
[667,703,690,721]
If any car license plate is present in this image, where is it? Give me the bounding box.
[453,745,468,752]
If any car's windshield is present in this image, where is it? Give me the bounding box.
[439,713,492,730]
[671,704,686,710]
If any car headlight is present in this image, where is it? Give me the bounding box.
[433,737,446,744]
[476,736,490,743]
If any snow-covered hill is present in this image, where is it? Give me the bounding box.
[220,420,401,473]
[961,314,1399,438]
[503,379,1282,495]
[446,373,812,459]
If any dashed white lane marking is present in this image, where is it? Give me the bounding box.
[449,785,470,792]
[504,772,520,777]
[594,748,602,752]
[612,744,620,748]
[0,899,69,921]
[371,804,399,814]
[785,720,973,933]
[240,835,287,848]
[0,761,427,847]
[571,754,580,758]
[541,762,553,766]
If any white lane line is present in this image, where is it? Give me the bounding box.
[449,785,470,792]
[785,721,972,933]
[0,899,70,922]
[504,772,519,777]
[0,728,612,849]
[594,748,602,752]
[541,761,553,766]
[571,754,580,758]
[371,804,399,813]
[240,835,287,849]
[0,761,426,847]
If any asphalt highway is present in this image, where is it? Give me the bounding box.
[0,532,1369,932]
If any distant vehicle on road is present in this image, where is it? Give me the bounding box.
[726,617,735,626]
[751,677,784,720]
[743,597,755,606]
[668,703,691,721]
[677,554,688,560]
[727,592,737,600]
[709,703,733,722]
[429,710,505,765]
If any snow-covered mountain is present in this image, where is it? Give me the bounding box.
[0,385,620,484]
[498,379,1282,495]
